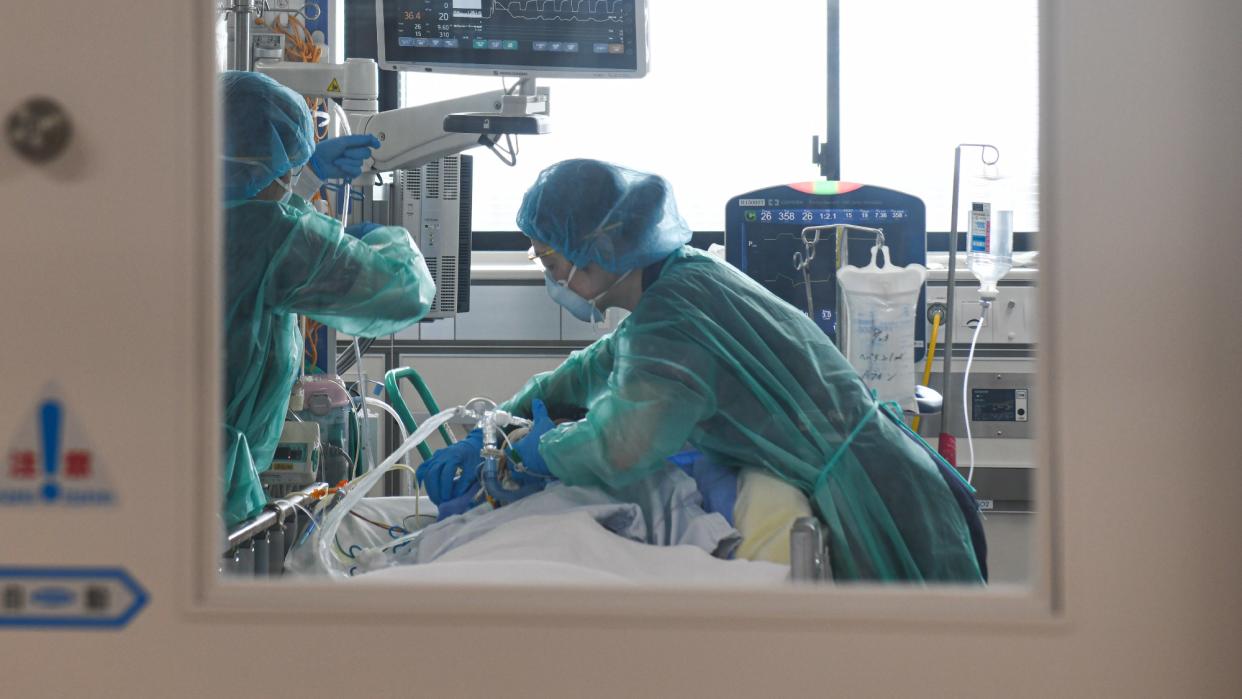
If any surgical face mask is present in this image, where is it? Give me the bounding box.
[273,168,302,205]
[544,265,630,324]
[274,178,294,205]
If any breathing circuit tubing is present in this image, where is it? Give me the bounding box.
[362,397,409,445]
[318,98,376,480]
[315,407,462,577]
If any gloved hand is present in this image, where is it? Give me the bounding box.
[480,451,553,507]
[666,449,739,526]
[416,428,483,504]
[475,400,558,507]
[309,134,381,181]
[345,222,381,239]
[435,483,481,520]
[510,398,555,478]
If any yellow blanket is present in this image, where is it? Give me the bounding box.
[733,468,813,564]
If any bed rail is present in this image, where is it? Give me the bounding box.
[224,485,832,583]
[789,517,831,581]
[222,483,330,577]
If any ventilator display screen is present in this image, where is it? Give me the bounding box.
[725,184,928,361]
[743,208,911,225]
[381,0,645,76]
[273,445,306,462]
[738,208,912,333]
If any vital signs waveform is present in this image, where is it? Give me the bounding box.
[481,0,625,23]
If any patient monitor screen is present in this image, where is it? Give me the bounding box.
[380,0,644,76]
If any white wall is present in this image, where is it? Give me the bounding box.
[0,1,1240,696]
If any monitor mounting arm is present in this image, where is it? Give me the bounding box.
[256,59,550,175]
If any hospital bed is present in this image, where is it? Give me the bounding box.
[221,482,331,577]
[221,484,826,583]
[222,365,832,583]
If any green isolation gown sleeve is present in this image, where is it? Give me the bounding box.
[221,196,435,526]
[514,246,982,583]
[534,305,720,492]
[267,199,437,335]
[499,333,617,419]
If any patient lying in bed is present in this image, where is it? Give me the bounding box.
[667,449,813,565]
[284,456,807,583]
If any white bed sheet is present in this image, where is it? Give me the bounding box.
[355,510,789,587]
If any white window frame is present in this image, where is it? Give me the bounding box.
[191,0,1059,628]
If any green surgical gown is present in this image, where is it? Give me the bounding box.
[502,246,981,582]
[222,196,435,526]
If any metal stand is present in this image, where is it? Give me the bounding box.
[792,223,887,354]
[942,144,1000,424]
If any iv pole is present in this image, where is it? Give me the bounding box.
[940,144,1000,461]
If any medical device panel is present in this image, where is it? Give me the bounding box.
[261,422,322,499]
[725,182,928,361]
[378,0,649,77]
[391,154,474,319]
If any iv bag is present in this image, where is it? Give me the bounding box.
[967,169,1016,296]
[837,245,927,412]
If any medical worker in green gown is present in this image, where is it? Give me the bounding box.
[220,71,435,527]
[419,158,983,583]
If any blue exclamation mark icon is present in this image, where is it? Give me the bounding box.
[40,401,62,502]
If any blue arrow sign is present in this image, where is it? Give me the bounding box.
[0,567,147,629]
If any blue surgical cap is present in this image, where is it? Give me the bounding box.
[221,71,315,201]
[516,159,692,274]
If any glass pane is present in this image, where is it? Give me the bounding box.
[401,2,828,231]
[840,0,1040,232]
[214,1,1038,591]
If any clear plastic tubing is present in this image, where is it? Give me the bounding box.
[962,301,991,485]
[315,407,460,577]
[326,98,354,235]
[363,397,409,445]
[352,339,372,478]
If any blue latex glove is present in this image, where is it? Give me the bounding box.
[309,134,381,181]
[666,449,739,526]
[345,222,381,239]
[435,483,481,520]
[476,399,557,507]
[416,428,483,504]
[511,398,555,478]
[480,456,549,507]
